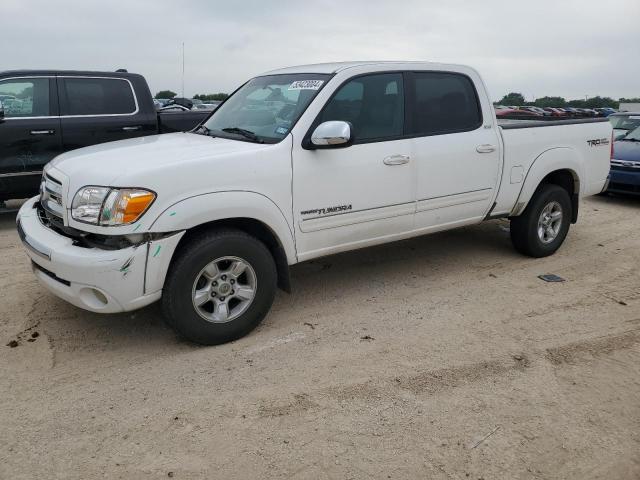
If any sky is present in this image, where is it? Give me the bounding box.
[2,0,639,101]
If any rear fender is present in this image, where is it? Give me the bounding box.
[511,148,583,217]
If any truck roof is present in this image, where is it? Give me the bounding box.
[0,69,141,78]
[262,61,466,75]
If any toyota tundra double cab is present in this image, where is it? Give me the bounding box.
[16,61,612,345]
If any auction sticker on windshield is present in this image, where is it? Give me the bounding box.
[289,80,324,90]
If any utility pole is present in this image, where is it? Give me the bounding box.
[181,42,185,98]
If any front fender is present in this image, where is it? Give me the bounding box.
[512,147,583,216]
[149,191,297,263]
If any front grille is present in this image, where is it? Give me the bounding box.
[35,202,90,247]
[40,173,64,221]
[37,202,65,232]
[611,159,640,172]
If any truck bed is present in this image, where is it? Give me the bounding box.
[491,117,612,217]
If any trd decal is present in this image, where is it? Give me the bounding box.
[300,204,352,217]
[587,138,610,147]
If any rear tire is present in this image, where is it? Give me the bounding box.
[510,184,572,258]
[162,228,277,345]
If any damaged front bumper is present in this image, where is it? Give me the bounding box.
[16,197,184,313]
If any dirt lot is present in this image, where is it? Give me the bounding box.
[1,195,639,479]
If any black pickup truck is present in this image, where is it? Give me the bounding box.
[0,70,210,202]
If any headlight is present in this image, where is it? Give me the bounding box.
[71,186,110,224]
[71,187,156,226]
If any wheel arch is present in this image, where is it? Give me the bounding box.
[177,217,292,292]
[511,148,583,223]
[150,191,296,292]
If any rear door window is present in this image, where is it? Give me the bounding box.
[409,72,482,136]
[0,78,50,117]
[61,77,136,116]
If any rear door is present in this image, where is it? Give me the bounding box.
[58,76,155,151]
[0,76,61,199]
[408,70,501,229]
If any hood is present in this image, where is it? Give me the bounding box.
[46,130,293,236]
[612,139,640,162]
[50,132,267,185]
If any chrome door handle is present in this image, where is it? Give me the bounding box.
[30,130,55,135]
[383,154,410,165]
[122,126,142,131]
[476,144,496,153]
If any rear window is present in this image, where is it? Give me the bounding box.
[410,72,482,136]
[62,77,136,116]
[610,114,640,131]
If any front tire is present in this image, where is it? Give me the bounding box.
[162,228,277,345]
[510,184,572,258]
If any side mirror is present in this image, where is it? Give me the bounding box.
[309,121,353,148]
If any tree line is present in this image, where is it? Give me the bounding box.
[497,92,640,109]
[154,90,229,101]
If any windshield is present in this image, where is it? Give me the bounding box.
[610,114,640,131]
[620,126,640,141]
[201,74,330,144]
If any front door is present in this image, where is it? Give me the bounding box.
[408,71,501,229]
[292,73,415,261]
[0,77,61,200]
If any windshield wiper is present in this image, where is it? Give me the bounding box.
[222,127,264,143]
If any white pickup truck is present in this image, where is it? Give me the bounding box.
[17,61,612,345]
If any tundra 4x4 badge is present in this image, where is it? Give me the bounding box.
[300,204,353,217]
[587,138,610,147]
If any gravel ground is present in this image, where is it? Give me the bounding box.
[1,195,639,479]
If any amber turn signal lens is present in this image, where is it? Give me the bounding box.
[100,189,156,226]
[122,192,156,223]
